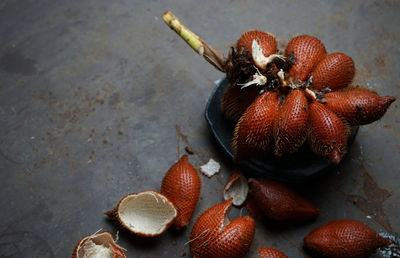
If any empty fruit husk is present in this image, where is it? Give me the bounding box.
[105,191,177,237]
[223,170,248,206]
[161,155,201,229]
[190,199,255,258]
[72,231,126,258]
[162,11,396,164]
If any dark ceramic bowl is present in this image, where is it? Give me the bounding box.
[205,77,358,183]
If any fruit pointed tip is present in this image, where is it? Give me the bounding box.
[330,150,342,164]
[104,208,115,217]
[381,95,396,106]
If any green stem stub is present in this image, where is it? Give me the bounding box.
[162,11,226,72]
[163,11,204,55]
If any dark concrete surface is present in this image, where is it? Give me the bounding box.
[0,0,399,257]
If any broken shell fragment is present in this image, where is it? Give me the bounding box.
[161,155,201,229]
[308,101,349,164]
[311,52,355,91]
[200,158,221,178]
[259,247,288,258]
[190,199,255,258]
[223,170,248,206]
[304,219,391,257]
[72,231,126,258]
[247,178,319,222]
[325,87,396,126]
[285,35,327,81]
[105,191,177,237]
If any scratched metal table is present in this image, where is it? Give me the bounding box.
[0,1,399,257]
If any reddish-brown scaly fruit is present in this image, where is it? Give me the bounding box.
[274,89,309,157]
[221,83,260,121]
[161,155,201,229]
[247,178,319,222]
[259,247,288,258]
[308,101,349,164]
[236,30,277,58]
[233,91,279,161]
[325,87,396,125]
[285,35,327,81]
[164,15,397,164]
[304,219,391,257]
[190,199,255,258]
[311,53,355,91]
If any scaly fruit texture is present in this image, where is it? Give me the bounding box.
[236,30,277,59]
[311,53,355,91]
[223,32,396,164]
[273,88,309,157]
[324,87,396,126]
[308,101,349,164]
[190,199,255,258]
[304,219,391,257]
[259,247,288,258]
[221,83,260,121]
[162,14,396,164]
[161,155,201,229]
[246,178,319,222]
[232,91,279,161]
[285,35,327,81]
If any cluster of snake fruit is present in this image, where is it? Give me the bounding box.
[221,30,395,164]
[72,14,397,257]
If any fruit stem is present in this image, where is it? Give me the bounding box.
[162,11,227,72]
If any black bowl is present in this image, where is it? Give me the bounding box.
[205,77,358,183]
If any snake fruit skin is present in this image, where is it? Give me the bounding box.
[221,83,260,121]
[161,155,201,229]
[233,91,279,161]
[285,35,327,81]
[308,101,349,164]
[259,247,288,258]
[304,219,391,258]
[190,199,255,258]
[247,178,319,222]
[325,87,396,126]
[72,231,126,258]
[104,191,177,237]
[311,53,355,91]
[220,31,395,162]
[274,89,309,157]
[236,30,277,58]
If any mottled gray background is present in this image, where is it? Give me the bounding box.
[0,0,398,257]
